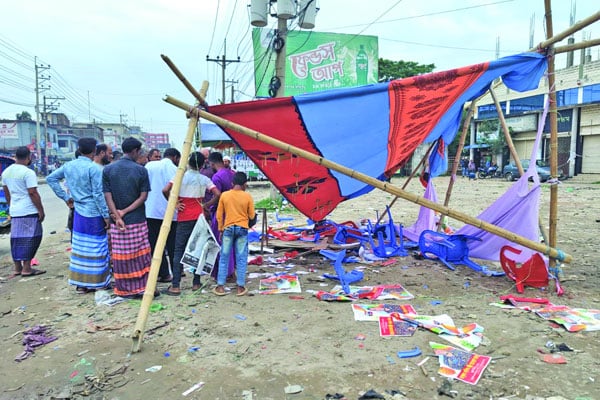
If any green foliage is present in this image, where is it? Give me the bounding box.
[255,196,284,211]
[255,195,299,214]
[15,111,32,121]
[378,58,435,81]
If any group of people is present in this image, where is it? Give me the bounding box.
[1,138,255,299]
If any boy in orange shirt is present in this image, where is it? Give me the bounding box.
[214,172,256,296]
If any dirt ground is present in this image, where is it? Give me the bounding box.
[0,174,598,400]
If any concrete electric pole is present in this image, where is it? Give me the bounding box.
[206,39,240,104]
[34,57,50,170]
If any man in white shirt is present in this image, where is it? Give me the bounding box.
[1,146,46,277]
[145,148,180,282]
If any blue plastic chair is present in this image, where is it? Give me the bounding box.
[320,249,364,294]
[418,230,504,276]
[366,206,408,258]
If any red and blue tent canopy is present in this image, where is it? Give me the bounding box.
[208,53,547,221]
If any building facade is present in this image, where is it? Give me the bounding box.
[474,55,600,176]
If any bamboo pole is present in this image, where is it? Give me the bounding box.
[530,10,600,52]
[131,82,209,353]
[554,37,600,54]
[160,54,208,108]
[544,0,560,270]
[164,95,572,263]
[443,102,475,209]
[438,103,475,233]
[375,142,435,225]
[488,86,550,244]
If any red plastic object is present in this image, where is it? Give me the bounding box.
[500,246,549,293]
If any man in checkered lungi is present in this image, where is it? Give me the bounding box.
[102,137,154,298]
[1,146,46,278]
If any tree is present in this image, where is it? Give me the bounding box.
[16,111,32,121]
[378,58,435,81]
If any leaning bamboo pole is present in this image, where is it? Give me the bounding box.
[544,0,560,272]
[131,81,209,353]
[489,86,550,245]
[443,102,475,208]
[164,95,572,263]
[375,142,435,225]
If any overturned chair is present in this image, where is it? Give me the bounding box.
[418,230,504,276]
[366,206,409,258]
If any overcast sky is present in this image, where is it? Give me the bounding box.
[1,0,598,146]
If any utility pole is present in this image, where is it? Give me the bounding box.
[273,18,288,98]
[34,57,50,171]
[225,79,239,103]
[42,95,65,175]
[206,39,240,103]
[120,113,128,143]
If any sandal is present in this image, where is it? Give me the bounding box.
[21,269,46,277]
[236,286,249,297]
[76,286,96,294]
[163,287,181,296]
[212,286,228,296]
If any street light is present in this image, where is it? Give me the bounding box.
[249,0,318,97]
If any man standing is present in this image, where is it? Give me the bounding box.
[148,149,161,162]
[203,151,236,281]
[1,146,46,277]
[47,138,111,293]
[103,137,154,298]
[94,144,113,167]
[145,147,181,282]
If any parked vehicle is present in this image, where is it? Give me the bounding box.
[477,165,502,179]
[503,160,552,182]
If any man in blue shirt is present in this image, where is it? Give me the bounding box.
[47,137,111,293]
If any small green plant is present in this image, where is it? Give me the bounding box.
[255,197,283,211]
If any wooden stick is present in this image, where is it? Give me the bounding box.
[160,54,208,108]
[443,102,475,209]
[554,37,600,54]
[489,86,549,244]
[163,95,573,263]
[544,0,560,270]
[131,80,209,353]
[376,142,435,225]
[530,10,600,51]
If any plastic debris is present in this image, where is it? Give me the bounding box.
[14,325,58,362]
[542,353,567,364]
[397,346,422,358]
[284,385,303,394]
[145,365,162,372]
[182,381,204,396]
[358,389,385,399]
[234,314,247,321]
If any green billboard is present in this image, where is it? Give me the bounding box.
[252,29,379,97]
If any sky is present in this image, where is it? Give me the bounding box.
[1,0,598,147]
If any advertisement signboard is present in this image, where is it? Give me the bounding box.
[253,29,378,96]
[0,122,18,139]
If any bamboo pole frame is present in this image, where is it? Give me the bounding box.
[131,80,210,353]
[530,10,600,52]
[164,95,572,263]
[544,0,560,271]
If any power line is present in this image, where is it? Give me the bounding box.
[206,0,221,57]
[330,0,514,30]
